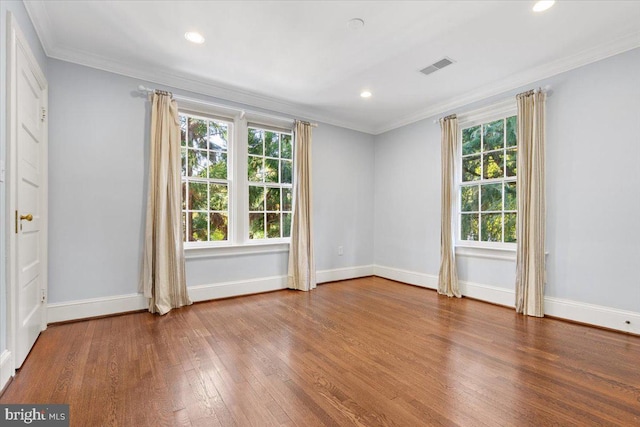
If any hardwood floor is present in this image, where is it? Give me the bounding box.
[2,277,639,426]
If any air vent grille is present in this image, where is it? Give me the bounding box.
[420,57,455,76]
[420,65,439,76]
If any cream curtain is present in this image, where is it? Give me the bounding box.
[287,121,316,291]
[437,115,461,298]
[142,92,192,314]
[515,90,546,317]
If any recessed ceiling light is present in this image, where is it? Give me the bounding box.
[185,31,205,44]
[532,1,556,12]
[348,18,365,31]
[360,91,372,98]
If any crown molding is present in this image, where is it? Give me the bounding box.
[22,1,640,136]
[50,43,377,134]
[372,33,640,134]
[23,0,54,55]
[50,44,375,134]
[23,1,375,134]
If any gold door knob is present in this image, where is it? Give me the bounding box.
[20,214,33,221]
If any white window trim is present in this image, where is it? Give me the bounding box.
[178,98,294,256]
[185,242,289,259]
[456,98,516,128]
[455,99,518,258]
[456,244,516,261]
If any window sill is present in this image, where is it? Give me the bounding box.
[455,244,517,261]
[185,241,290,259]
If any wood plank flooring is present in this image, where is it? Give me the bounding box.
[2,277,639,426]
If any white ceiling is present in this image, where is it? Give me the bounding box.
[24,1,640,134]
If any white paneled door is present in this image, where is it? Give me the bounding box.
[8,13,48,369]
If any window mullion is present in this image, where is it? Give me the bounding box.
[185,180,190,242]
[478,183,483,242]
[206,172,211,241]
[479,124,484,242]
[502,117,506,243]
[501,182,505,243]
[262,131,266,239]
[235,118,248,245]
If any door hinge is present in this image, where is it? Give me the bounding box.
[40,289,46,303]
[41,107,47,122]
[15,210,18,234]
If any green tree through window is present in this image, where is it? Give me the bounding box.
[460,115,517,244]
[180,113,231,243]
[247,127,293,240]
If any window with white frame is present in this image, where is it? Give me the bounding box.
[247,126,293,240]
[178,103,294,249]
[459,114,517,246]
[180,112,231,243]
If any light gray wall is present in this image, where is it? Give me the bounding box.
[374,119,441,274]
[374,48,640,313]
[47,58,375,303]
[0,0,48,357]
[544,49,639,309]
[48,60,147,302]
[313,124,374,271]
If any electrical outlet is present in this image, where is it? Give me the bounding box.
[338,246,344,256]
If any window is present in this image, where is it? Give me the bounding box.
[180,112,231,243]
[459,114,517,246]
[178,102,294,251]
[247,127,293,240]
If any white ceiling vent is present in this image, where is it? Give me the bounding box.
[420,57,455,76]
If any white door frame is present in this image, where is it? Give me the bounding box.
[5,11,48,373]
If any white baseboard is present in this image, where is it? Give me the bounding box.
[47,293,148,324]
[373,264,640,334]
[46,265,637,335]
[1,350,13,394]
[46,266,372,324]
[46,276,288,324]
[373,265,514,307]
[373,265,438,289]
[460,280,515,308]
[317,265,374,284]
[188,275,288,302]
[544,296,640,335]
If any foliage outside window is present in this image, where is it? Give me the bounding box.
[459,115,517,244]
[247,127,293,240]
[180,113,231,243]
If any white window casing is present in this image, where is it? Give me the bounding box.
[177,98,294,257]
[456,99,518,260]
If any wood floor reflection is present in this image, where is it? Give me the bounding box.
[2,277,639,426]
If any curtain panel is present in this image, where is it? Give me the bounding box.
[287,121,316,291]
[515,90,546,317]
[437,115,461,298]
[142,92,192,314]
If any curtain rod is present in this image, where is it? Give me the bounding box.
[296,120,318,128]
[138,85,317,127]
[433,85,552,124]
